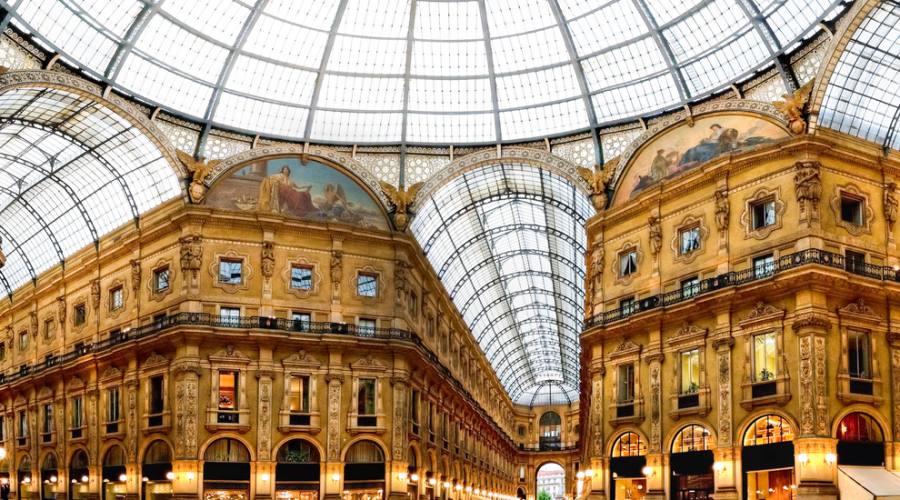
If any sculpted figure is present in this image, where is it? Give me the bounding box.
[714,187,729,232]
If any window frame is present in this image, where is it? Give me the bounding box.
[217,258,244,285]
[290,265,314,290]
[108,285,124,312]
[152,266,170,294]
[356,272,379,298]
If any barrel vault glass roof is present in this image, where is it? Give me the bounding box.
[411,163,593,405]
[0,87,182,297]
[7,0,844,145]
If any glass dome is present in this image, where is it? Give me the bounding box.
[10,0,843,145]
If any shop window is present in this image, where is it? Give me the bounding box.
[71,396,83,439]
[672,425,712,453]
[289,375,311,425]
[680,349,700,396]
[841,195,864,225]
[679,226,701,255]
[619,250,638,277]
[290,265,313,290]
[203,439,251,499]
[291,312,311,331]
[219,307,240,327]
[611,432,646,457]
[751,198,776,229]
[357,378,377,426]
[148,375,165,427]
[142,440,173,499]
[106,387,120,434]
[153,266,170,293]
[357,273,378,297]
[753,254,775,279]
[218,259,243,285]
[743,415,793,446]
[275,439,320,498]
[217,371,239,423]
[109,286,124,311]
[343,440,385,497]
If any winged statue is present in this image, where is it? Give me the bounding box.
[773,79,815,135]
[0,236,5,270]
[379,181,424,231]
[577,158,617,212]
[176,150,222,204]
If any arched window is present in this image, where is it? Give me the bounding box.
[407,446,417,469]
[142,440,173,500]
[671,425,713,453]
[837,412,883,442]
[203,439,251,498]
[41,453,58,472]
[204,439,251,463]
[276,440,320,464]
[70,450,89,471]
[611,432,647,457]
[275,439,321,497]
[743,415,793,446]
[69,450,90,499]
[102,446,127,499]
[344,441,386,494]
[345,441,385,464]
[539,412,562,450]
[144,440,172,465]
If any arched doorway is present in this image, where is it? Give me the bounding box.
[610,432,647,500]
[539,413,562,451]
[40,453,59,500]
[836,412,885,466]
[102,446,126,500]
[424,452,435,499]
[670,425,713,500]
[343,440,386,500]
[69,450,89,500]
[535,463,565,500]
[275,439,320,500]
[142,440,174,500]
[742,415,795,500]
[17,455,32,500]
[406,446,418,499]
[516,486,526,500]
[203,438,251,500]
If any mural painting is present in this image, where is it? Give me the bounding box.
[206,156,389,231]
[613,114,790,205]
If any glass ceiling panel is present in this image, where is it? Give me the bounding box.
[7,0,842,145]
[410,163,593,405]
[0,87,182,298]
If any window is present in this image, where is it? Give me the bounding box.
[149,376,165,415]
[357,378,376,416]
[680,349,700,394]
[620,297,635,315]
[72,396,83,429]
[41,404,52,440]
[43,319,54,341]
[617,364,634,402]
[0,416,4,441]
[357,273,378,297]
[74,303,87,326]
[289,375,310,413]
[153,267,170,293]
[17,410,27,438]
[679,226,701,255]
[219,307,240,326]
[410,389,420,426]
[218,259,243,284]
[751,198,776,229]
[290,265,313,289]
[619,250,638,276]
[0,341,5,361]
[107,388,120,422]
[753,254,775,278]
[752,332,777,382]
[681,277,700,299]
[841,195,864,225]
[18,330,28,351]
[358,318,376,336]
[109,286,124,311]
[291,312,311,331]
[848,330,871,380]
[218,371,238,411]
[846,250,866,273]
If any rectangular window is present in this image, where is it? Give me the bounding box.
[0,342,5,361]
[292,312,311,331]
[753,332,778,382]
[617,364,634,402]
[358,318,377,336]
[841,195,864,225]
[149,376,165,415]
[0,416,4,441]
[357,273,378,297]
[681,277,700,299]
[42,404,52,434]
[620,297,635,316]
[289,375,310,413]
[680,349,700,394]
[153,267,170,293]
[410,389,420,425]
[74,304,87,326]
[751,198,776,230]
[218,259,243,284]
[107,388,120,422]
[219,307,240,326]
[109,286,124,311]
[43,319,54,341]
[17,410,27,438]
[290,265,313,289]
[848,330,871,379]
[619,250,638,276]
[846,250,866,273]
[357,378,376,415]
[72,396,83,429]
[18,330,28,351]
[679,226,701,255]
[218,371,238,410]
[753,254,775,278]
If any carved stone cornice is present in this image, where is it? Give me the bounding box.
[739,301,785,329]
[608,338,642,361]
[644,352,664,364]
[712,335,735,350]
[172,361,202,377]
[325,373,345,384]
[256,370,275,380]
[665,322,708,348]
[791,313,832,332]
[837,297,881,323]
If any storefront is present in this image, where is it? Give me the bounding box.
[0,459,10,500]
[609,432,647,500]
[18,455,32,500]
[669,425,713,500]
[741,415,795,500]
[142,440,174,500]
[275,439,320,500]
[836,412,885,466]
[69,449,90,500]
[40,453,59,500]
[102,446,127,500]
[406,447,418,499]
[203,438,251,500]
[343,440,386,500]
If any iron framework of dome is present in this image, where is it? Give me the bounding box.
[8,0,846,146]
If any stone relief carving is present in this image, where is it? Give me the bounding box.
[326,376,342,461]
[257,376,272,461]
[648,212,662,256]
[56,296,66,326]
[29,311,37,336]
[649,360,662,451]
[799,335,814,435]
[179,235,203,278]
[576,161,616,211]
[175,371,199,458]
[717,348,732,447]
[330,250,343,300]
[392,382,407,460]
[176,150,221,204]
[815,335,827,435]
[840,297,876,317]
[90,279,100,310]
[714,187,730,234]
[794,161,822,224]
[886,182,898,233]
[130,259,141,291]
[745,301,783,321]
[772,79,814,135]
[591,377,604,457]
[126,381,138,461]
[261,241,275,279]
[379,181,424,231]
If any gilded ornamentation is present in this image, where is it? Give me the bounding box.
[175,372,198,458]
[261,241,275,279]
[886,182,898,232]
[90,279,100,310]
[379,181,424,231]
[799,335,814,434]
[714,187,729,233]
[772,79,814,135]
[126,380,138,461]
[176,150,222,204]
[648,213,662,256]
[576,161,615,211]
[326,376,342,461]
[179,235,202,278]
[589,243,604,292]
[840,297,876,317]
[649,360,661,451]
[794,161,822,223]
[130,259,141,291]
[330,250,342,299]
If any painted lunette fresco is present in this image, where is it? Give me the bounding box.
[205,156,390,231]
[612,114,790,206]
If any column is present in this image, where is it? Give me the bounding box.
[587,358,606,500]
[390,377,409,500]
[712,335,737,500]
[324,374,344,500]
[644,352,664,500]
[256,367,275,500]
[172,363,200,500]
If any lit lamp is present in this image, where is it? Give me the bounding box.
[712,462,725,473]
[331,472,341,482]
[118,474,127,482]
[399,472,408,481]
[575,472,584,480]
[0,446,6,460]
[165,471,176,481]
[825,453,837,465]
[443,481,451,489]
[429,477,437,486]
[411,473,420,482]
[186,472,195,481]
[584,469,594,478]
[466,485,473,493]
[797,453,809,464]
[261,473,270,482]
[81,475,89,483]
[641,466,653,477]
[49,475,57,483]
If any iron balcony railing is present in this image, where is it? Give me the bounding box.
[585,248,900,329]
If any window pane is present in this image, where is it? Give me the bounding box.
[680,349,700,393]
[358,378,376,415]
[218,371,238,410]
[218,260,243,284]
[357,274,378,296]
[753,333,777,381]
[290,266,313,289]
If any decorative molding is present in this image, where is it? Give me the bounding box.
[104,278,128,320]
[609,338,642,361]
[792,313,832,332]
[741,301,785,325]
[207,249,253,294]
[794,161,822,225]
[354,265,384,303]
[666,322,708,347]
[100,365,122,382]
[669,214,710,265]
[281,256,322,299]
[281,350,322,369]
[611,240,643,286]
[740,186,785,240]
[838,297,878,319]
[209,345,252,364]
[829,182,875,236]
[147,258,175,303]
[351,353,387,371]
